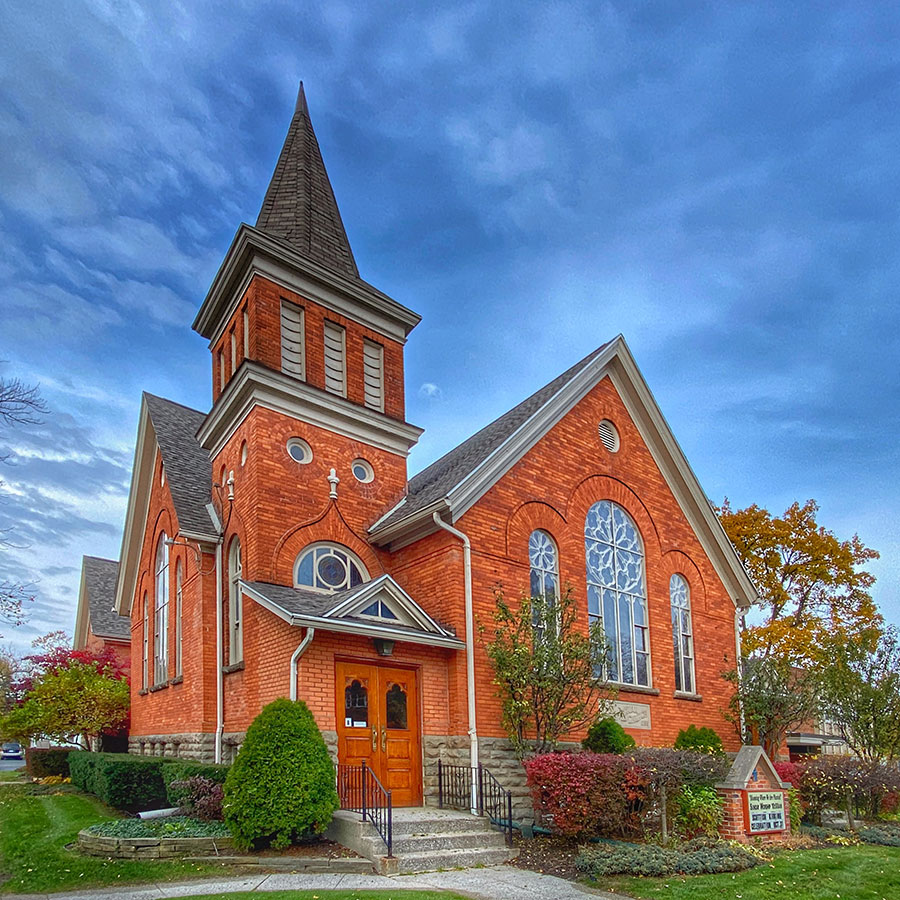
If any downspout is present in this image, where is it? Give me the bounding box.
[289,627,316,701]
[432,512,479,791]
[215,539,224,763]
[734,605,746,744]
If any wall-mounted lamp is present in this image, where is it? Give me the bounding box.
[373,638,395,657]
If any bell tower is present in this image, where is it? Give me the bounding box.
[191,83,422,581]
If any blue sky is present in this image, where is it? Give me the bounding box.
[1,1,898,651]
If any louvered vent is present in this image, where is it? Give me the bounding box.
[598,419,620,452]
[363,339,384,411]
[324,321,346,396]
[280,300,305,379]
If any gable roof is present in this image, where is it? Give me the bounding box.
[374,342,611,530]
[370,335,757,609]
[74,556,129,648]
[242,575,464,649]
[144,393,213,537]
[256,82,359,280]
[718,745,789,790]
[114,393,216,615]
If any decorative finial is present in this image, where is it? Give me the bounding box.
[294,81,308,117]
[327,467,340,500]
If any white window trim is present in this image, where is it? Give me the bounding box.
[670,573,696,695]
[142,592,149,689]
[175,559,183,678]
[294,542,369,594]
[228,538,243,664]
[280,299,306,380]
[323,321,347,397]
[154,534,169,685]
[363,338,385,412]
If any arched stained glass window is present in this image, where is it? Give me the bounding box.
[294,543,368,593]
[175,558,183,678]
[670,574,695,694]
[529,530,559,601]
[585,501,650,687]
[154,534,169,685]
[228,538,243,664]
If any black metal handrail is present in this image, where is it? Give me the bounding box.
[437,760,514,846]
[337,762,393,857]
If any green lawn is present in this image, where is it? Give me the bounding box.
[600,844,900,900]
[0,770,25,782]
[0,784,245,894]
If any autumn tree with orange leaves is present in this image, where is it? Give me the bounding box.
[718,499,881,664]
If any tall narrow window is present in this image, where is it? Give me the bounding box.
[175,558,183,678]
[142,592,149,689]
[529,530,559,601]
[323,321,346,396]
[242,306,249,358]
[585,501,650,687]
[228,538,243,664]
[218,351,225,391]
[230,328,237,374]
[363,339,384,411]
[670,574,695,694]
[280,300,305,379]
[154,534,169,684]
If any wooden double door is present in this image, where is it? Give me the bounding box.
[336,661,421,807]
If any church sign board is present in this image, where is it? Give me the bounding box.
[716,746,791,843]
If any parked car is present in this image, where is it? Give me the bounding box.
[1,742,24,760]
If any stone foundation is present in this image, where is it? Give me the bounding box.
[78,829,233,858]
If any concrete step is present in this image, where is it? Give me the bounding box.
[396,845,517,874]
[390,814,496,836]
[358,828,509,855]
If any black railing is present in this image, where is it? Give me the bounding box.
[437,760,514,847]
[337,762,393,857]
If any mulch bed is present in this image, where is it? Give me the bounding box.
[254,838,362,859]
[509,833,583,881]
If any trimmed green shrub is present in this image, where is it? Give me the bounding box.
[583,718,636,754]
[162,760,229,807]
[25,746,75,778]
[673,785,724,838]
[69,752,177,812]
[674,725,725,756]
[576,839,758,878]
[857,824,900,847]
[223,698,338,850]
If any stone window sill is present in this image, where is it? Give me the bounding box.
[674,690,703,702]
[608,682,660,697]
[223,661,245,675]
[138,688,149,696]
[149,682,168,693]
[170,675,184,686]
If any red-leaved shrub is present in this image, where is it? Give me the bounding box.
[774,761,803,787]
[525,752,647,837]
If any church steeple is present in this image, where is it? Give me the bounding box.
[255,82,359,279]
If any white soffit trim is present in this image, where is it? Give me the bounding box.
[197,361,423,459]
[113,397,156,616]
[240,581,464,649]
[73,565,90,650]
[195,225,420,346]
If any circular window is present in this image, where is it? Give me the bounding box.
[295,543,368,592]
[352,459,374,483]
[286,438,312,464]
[240,441,248,466]
[598,420,620,453]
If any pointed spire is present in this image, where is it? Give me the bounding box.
[256,82,359,279]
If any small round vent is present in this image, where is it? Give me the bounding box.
[598,420,620,452]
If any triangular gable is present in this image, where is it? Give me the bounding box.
[718,745,789,790]
[323,574,449,635]
[370,335,757,609]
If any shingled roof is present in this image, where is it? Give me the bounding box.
[373,342,612,531]
[255,83,359,280]
[82,556,129,640]
[144,393,215,537]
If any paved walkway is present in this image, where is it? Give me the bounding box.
[0,866,627,900]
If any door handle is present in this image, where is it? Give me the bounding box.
[372,726,377,751]
[381,727,386,752]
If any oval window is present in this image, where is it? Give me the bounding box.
[286,438,312,464]
[352,458,374,483]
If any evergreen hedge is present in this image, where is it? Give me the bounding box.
[69,752,176,811]
[25,747,76,778]
[223,698,338,850]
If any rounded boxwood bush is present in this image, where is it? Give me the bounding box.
[582,717,636,754]
[673,724,725,756]
[223,698,338,850]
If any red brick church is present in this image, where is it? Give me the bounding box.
[74,84,756,809]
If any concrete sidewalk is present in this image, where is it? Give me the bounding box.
[0,866,627,900]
